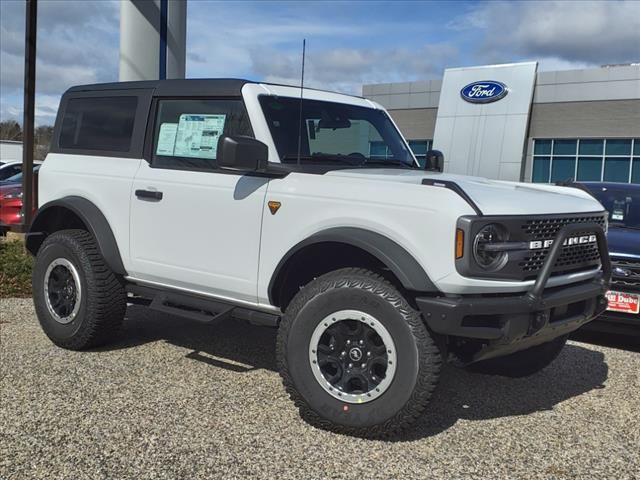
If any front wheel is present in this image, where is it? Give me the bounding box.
[468,335,568,378]
[277,268,441,438]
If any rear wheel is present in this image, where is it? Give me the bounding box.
[469,335,568,378]
[33,229,126,350]
[277,268,441,438]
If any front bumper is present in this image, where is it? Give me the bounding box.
[417,222,612,362]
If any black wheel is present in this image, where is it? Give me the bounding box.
[32,229,126,350]
[277,268,441,438]
[469,335,568,378]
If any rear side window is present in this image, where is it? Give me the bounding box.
[152,98,252,170]
[59,96,138,152]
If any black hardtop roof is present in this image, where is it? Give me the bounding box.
[66,78,255,97]
[64,78,367,100]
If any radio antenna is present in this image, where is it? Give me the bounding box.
[296,39,306,167]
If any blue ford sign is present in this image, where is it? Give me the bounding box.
[460,81,508,103]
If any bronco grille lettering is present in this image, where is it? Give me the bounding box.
[528,234,597,250]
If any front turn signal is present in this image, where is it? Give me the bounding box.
[455,229,464,259]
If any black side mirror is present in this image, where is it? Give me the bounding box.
[424,149,444,172]
[217,135,268,172]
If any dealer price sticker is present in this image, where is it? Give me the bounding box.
[606,290,640,314]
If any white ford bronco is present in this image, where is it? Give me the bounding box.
[28,79,611,437]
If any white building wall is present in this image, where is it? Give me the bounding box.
[432,62,537,181]
[534,64,640,103]
[119,0,186,81]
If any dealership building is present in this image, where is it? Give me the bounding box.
[363,62,640,184]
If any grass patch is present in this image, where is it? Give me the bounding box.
[0,240,33,297]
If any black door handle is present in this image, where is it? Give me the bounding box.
[135,189,163,201]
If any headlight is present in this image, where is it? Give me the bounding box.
[473,224,508,271]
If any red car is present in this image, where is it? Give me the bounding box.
[0,167,39,233]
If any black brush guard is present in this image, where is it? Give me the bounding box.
[416,223,611,362]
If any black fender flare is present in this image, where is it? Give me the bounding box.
[268,227,438,303]
[27,196,127,275]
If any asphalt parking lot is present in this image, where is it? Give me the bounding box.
[1,298,639,479]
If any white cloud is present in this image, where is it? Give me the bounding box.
[0,0,119,124]
[451,0,640,66]
[185,2,456,94]
[249,43,457,94]
[535,57,593,72]
[3,0,638,126]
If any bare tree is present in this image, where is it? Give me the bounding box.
[0,121,23,141]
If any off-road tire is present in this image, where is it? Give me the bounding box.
[33,229,126,350]
[469,335,568,378]
[277,268,441,438]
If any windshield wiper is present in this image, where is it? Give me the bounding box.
[281,153,362,165]
[363,159,415,169]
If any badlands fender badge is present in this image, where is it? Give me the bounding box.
[529,234,597,250]
[268,201,281,215]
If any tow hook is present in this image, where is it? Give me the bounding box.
[528,310,549,335]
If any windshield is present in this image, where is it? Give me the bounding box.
[585,184,640,229]
[2,165,40,183]
[259,95,417,168]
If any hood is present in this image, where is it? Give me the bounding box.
[324,169,603,216]
[607,227,640,260]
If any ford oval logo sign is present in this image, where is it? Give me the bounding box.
[460,81,508,103]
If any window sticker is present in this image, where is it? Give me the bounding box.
[156,123,178,155]
[173,114,226,160]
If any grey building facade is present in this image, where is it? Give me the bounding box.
[363,63,640,184]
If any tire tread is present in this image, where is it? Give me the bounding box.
[277,267,441,438]
[34,229,126,350]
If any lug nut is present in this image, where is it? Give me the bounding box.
[359,340,364,345]
[367,351,371,357]
[361,363,366,368]
[346,340,351,345]
[348,363,353,368]
[340,351,346,357]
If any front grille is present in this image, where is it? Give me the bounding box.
[611,259,640,292]
[518,214,606,279]
[456,212,608,281]
[520,244,601,274]
[522,215,607,240]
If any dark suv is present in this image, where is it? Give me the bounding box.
[574,182,639,334]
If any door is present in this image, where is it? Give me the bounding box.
[129,97,268,304]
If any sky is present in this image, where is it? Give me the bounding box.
[1,0,639,126]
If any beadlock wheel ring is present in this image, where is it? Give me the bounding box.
[308,309,397,404]
[43,258,82,325]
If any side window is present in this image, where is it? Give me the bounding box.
[59,96,138,152]
[152,98,252,170]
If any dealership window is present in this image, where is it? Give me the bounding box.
[369,139,432,167]
[532,138,640,184]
